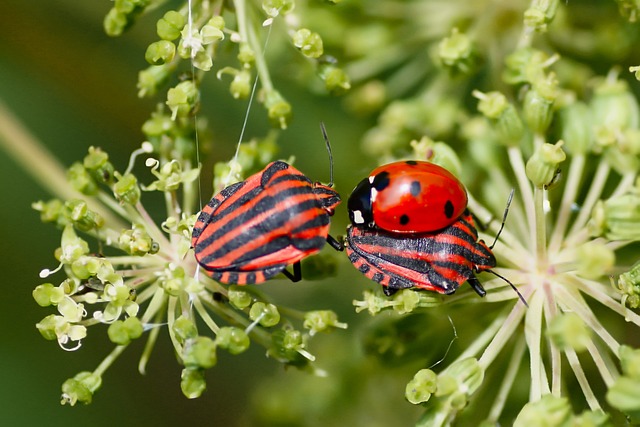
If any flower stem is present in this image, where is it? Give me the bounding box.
[487,335,526,422]
[548,154,585,254]
[93,344,128,377]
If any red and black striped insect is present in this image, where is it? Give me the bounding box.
[192,127,342,285]
[346,160,525,304]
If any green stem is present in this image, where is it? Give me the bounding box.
[477,300,528,369]
[548,154,585,255]
[487,336,526,422]
[534,187,548,270]
[0,98,125,228]
[524,289,545,401]
[93,344,129,377]
[567,160,610,238]
[508,146,536,253]
[565,347,601,410]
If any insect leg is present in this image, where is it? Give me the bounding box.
[326,234,344,251]
[281,261,302,282]
[467,275,487,297]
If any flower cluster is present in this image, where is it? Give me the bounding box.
[31,116,345,405]
[20,0,640,425]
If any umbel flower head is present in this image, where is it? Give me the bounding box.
[32,132,346,405]
[351,48,640,427]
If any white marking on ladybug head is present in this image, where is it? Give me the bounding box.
[353,210,365,224]
[368,175,375,184]
[370,187,378,203]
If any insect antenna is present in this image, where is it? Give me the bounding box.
[488,269,528,307]
[319,122,334,187]
[490,189,515,249]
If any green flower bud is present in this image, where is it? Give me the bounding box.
[616,262,640,309]
[319,65,351,95]
[64,199,104,232]
[249,302,280,327]
[107,316,143,345]
[603,128,640,174]
[591,77,640,147]
[353,289,395,315]
[559,102,593,154]
[138,64,172,98]
[83,146,115,184]
[619,345,640,379]
[525,140,566,188]
[437,28,478,75]
[630,65,640,81]
[216,327,250,354]
[228,285,253,309]
[573,410,610,427]
[292,28,323,58]
[67,162,98,195]
[182,336,217,369]
[145,40,176,65]
[474,90,524,145]
[410,137,463,178]
[264,90,292,129]
[230,69,251,99]
[344,80,386,116]
[391,289,421,315]
[36,314,60,341]
[173,315,198,344]
[438,358,484,397]
[118,224,155,255]
[61,372,102,406]
[503,48,551,85]
[103,8,128,37]
[181,368,206,399]
[514,394,571,427]
[33,283,65,307]
[524,0,560,32]
[192,51,213,72]
[523,77,558,134]
[238,43,255,66]
[262,0,295,17]
[157,10,184,41]
[33,199,66,226]
[200,22,224,45]
[576,241,615,280]
[113,172,141,205]
[547,312,592,352]
[142,108,175,137]
[606,376,640,422]
[71,256,101,280]
[269,328,310,366]
[588,190,640,240]
[166,80,198,120]
[406,369,437,404]
[303,310,347,335]
[59,225,90,263]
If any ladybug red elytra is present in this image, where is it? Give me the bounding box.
[192,160,342,285]
[347,160,468,234]
[346,160,525,304]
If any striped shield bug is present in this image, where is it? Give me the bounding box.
[346,161,526,304]
[192,125,342,285]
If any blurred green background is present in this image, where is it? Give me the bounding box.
[0,1,387,426]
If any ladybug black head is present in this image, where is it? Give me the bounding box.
[348,177,376,228]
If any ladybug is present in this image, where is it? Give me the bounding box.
[347,160,468,233]
[192,160,342,285]
[346,161,525,303]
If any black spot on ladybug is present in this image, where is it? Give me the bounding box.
[400,214,410,225]
[405,160,418,166]
[410,181,421,197]
[444,200,455,219]
[372,171,390,191]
